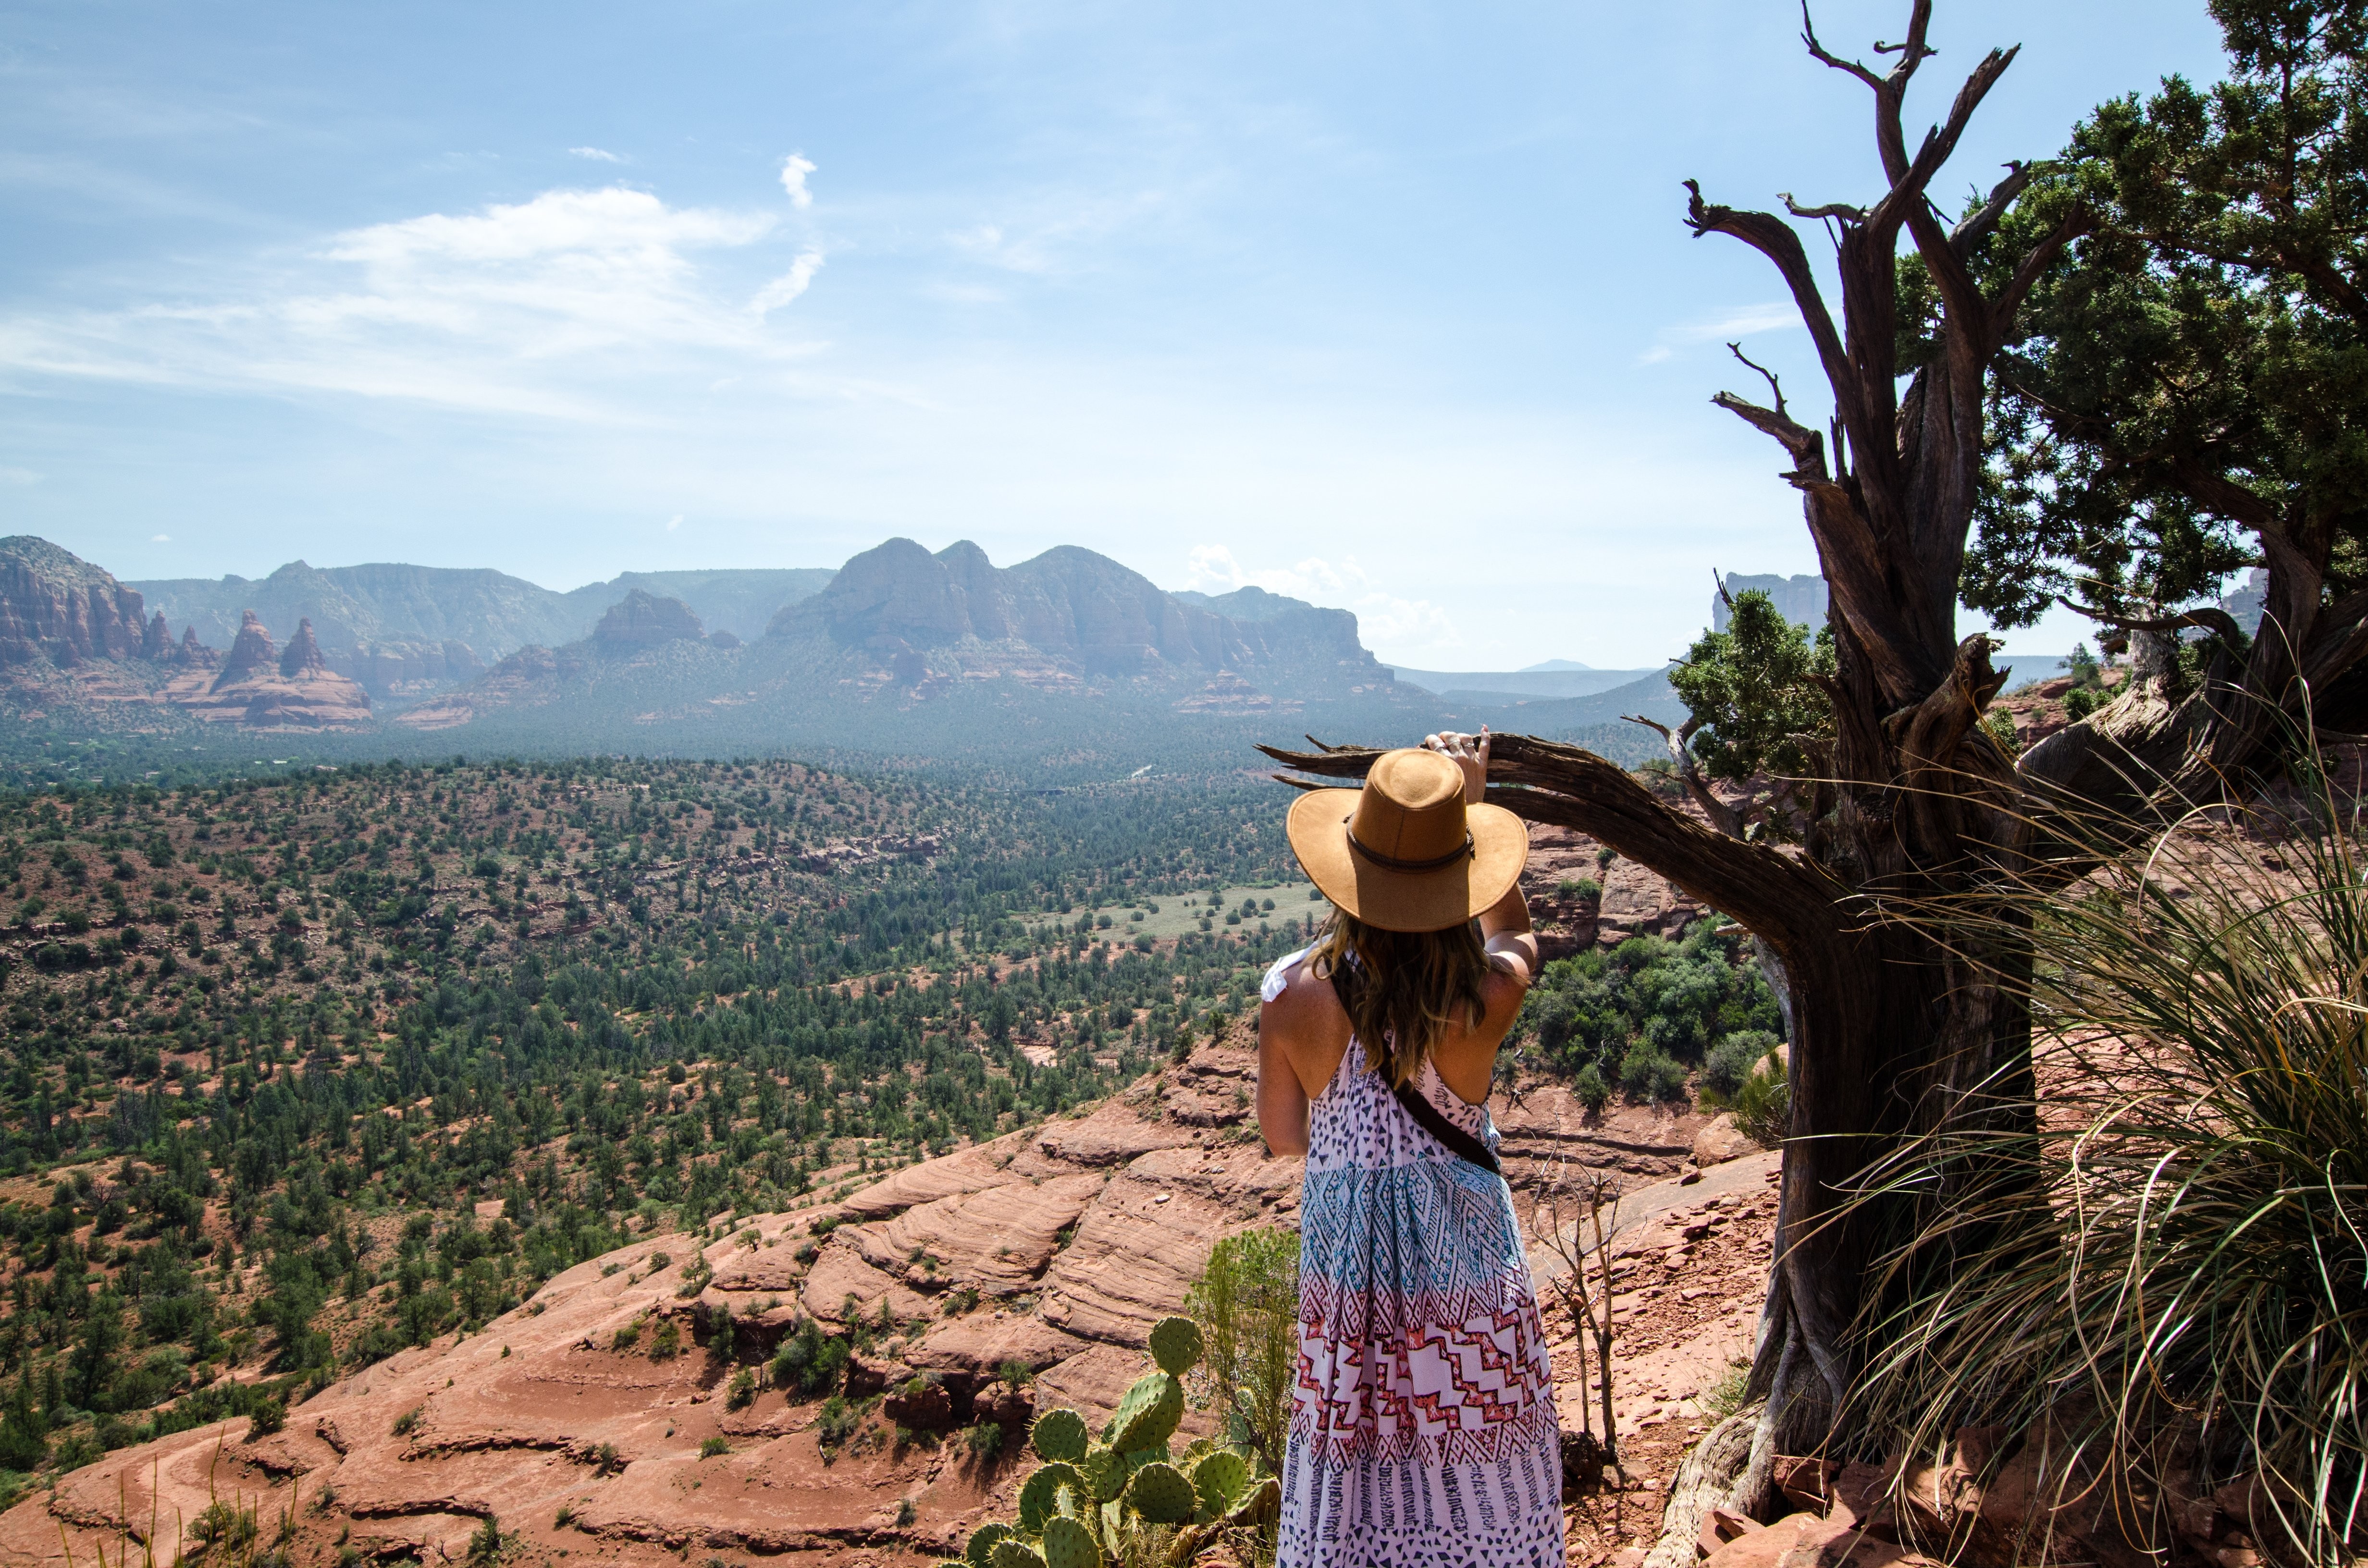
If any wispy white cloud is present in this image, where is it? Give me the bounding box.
[664,514,684,532]
[750,249,824,315]
[150,531,170,541]
[0,467,38,486]
[1637,300,1799,364]
[1183,543,1460,653]
[945,189,1171,278]
[569,147,624,163]
[0,184,828,421]
[779,154,816,209]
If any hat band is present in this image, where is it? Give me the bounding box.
[1344,818,1475,873]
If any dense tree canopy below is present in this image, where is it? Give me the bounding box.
[0,757,1319,1490]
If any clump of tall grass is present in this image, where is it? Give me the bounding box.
[1844,760,2368,1564]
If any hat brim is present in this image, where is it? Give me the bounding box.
[1285,787,1529,933]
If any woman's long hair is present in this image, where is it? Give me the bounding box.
[1307,906,1492,1088]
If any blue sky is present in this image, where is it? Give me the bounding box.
[0,0,2226,669]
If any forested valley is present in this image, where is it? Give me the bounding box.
[0,758,1346,1494]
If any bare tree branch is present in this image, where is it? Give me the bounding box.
[1712,391,1826,479]
[2058,598,2248,648]
[1780,193,1869,224]
[1799,1,1885,93]
[1951,161,2032,257]
[1625,713,1746,840]
[1258,733,1843,949]
[1726,342,1790,419]
[1867,41,2020,242]
[1685,182,1860,431]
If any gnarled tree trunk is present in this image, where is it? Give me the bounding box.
[1263,0,2362,1504]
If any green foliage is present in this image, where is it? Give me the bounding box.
[1731,1066,1788,1150]
[1970,2,2368,648]
[699,1436,729,1458]
[1184,1225,1296,1474]
[771,1317,849,1396]
[1669,590,1836,785]
[1702,1030,1779,1101]
[1616,1043,1689,1104]
[962,1305,1273,1568]
[814,1395,859,1451]
[1847,750,2368,1566]
[1571,1064,1609,1114]
[1517,923,1782,1085]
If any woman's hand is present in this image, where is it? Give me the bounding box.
[1422,726,1490,805]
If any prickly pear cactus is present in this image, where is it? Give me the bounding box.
[966,1523,1014,1568]
[1029,1406,1089,1462]
[1018,1460,1084,1534]
[1037,1516,1098,1568]
[1126,1460,1197,1525]
[988,1542,1046,1568]
[1079,1444,1129,1503]
[1190,1449,1247,1512]
[1147,1314,1204,1376]
[1103,1370,1183,1453]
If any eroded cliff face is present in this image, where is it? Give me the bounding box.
[0,537,153,669]
[0,1036,1708,1568]
[161,613,373,730]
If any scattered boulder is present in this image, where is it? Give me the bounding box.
[1693,1114,1759,1168]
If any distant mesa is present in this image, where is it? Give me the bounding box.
[778,538,1384,682]
[594,589,706,651]
[1714,571,1827,632]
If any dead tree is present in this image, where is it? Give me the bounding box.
[1258,0,2204,1516]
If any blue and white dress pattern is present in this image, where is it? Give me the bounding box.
[1263,949,1565,1568]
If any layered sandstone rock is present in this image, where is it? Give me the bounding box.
[163,612,373,729]
[0,536,154,668]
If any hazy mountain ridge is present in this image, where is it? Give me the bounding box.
[126,560,840,695]
[0,533,1667,780]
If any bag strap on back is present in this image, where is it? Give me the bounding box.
[1327,963,1504,1179]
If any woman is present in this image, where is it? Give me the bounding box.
[1258,728,1562,1567]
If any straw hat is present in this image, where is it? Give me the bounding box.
[1286,747,1529,932]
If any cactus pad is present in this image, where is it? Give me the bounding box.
[1190,1450,1248,1512]
[966,1524,1014,1568]
[1102,1371,1183,1454]
[1126,1461,1196,1524]
[1019,1461,1082,1535]
[1038,1517,1098,1568]
[988,1543,1046,1568]
[1146,1315,1204,1376]
[1079,1445,1129,1502]
[1030,1407,1089,1463]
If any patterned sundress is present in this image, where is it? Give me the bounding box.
[1263,949,1565,1568]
